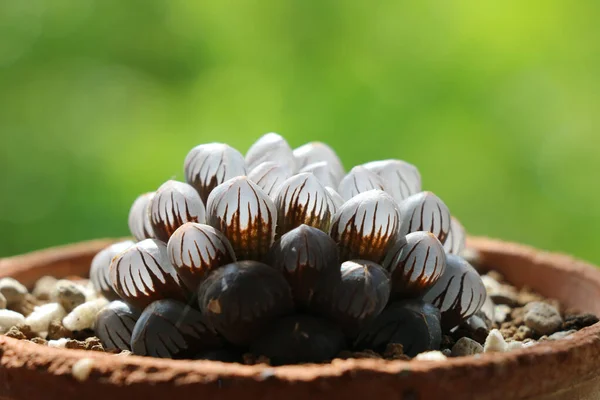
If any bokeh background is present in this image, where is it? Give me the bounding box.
[1,1,599,263]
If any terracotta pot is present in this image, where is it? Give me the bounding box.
[1,237,599,400]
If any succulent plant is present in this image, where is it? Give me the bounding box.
[166,222,236,292]
[299,161,340,189]
[109,239,187,308]
[247,161,293,199]
[354,300,442,357]
[95,300,141,351]
[184,143,247,203]
[275,173,337,236]
[131,299,223,359]
[314,259,391,337]
[89,240,135,301]
[250,314,346,365]
[362,159,421,203]
[128,192,155,241]
[398,191,451,245]
[293,141,345,183]
[382,231,446,298]
[337,166,385,201]
[267,224,340,308]
[197,261,294,346]
[329,190,400,263]
[444,217,466,255]
[150,180,206,242]
[422,254,486,330]
[245,132,296,172]
[206,176,276,261]
[95,133,483,364]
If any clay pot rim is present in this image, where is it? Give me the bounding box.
[1,236,599,384]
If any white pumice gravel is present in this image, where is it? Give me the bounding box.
[547,330,577,341]
[414,351,448,361]
[32,276,58,300]
[0,277,29,306]
[83,281,101,302]
[0,309,26,334]
[25,303,67,333]
[51,280,87,312]
[63,298,109,331]
[72,358,95,382]
[506,341,524,351]
[48,338,70,348]
[493,305,511,324]
[484,329,508,353]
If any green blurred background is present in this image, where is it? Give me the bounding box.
[1,1,599,263]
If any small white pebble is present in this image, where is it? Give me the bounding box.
[51,280,87,312]
[25,303,67,333]
[0,278,28,306]
[32,276,58,300]
[63,298,108,331]
[484,329,508,353]
[0,309,26,333]
[494,305,511,324]
[72,358,94,382]
[0,292,6,309]
[83,281,101,302]
[522,340,537,348]
[48,338,70,348]
[506,341,524,351]
[481,275,502,293]
[548,330,577,341]
[414,351,448,361]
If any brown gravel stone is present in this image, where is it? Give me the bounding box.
[29,337,47,345]
[513,325,533,341]
[562,313,599,331]
[499,325,517,339]
[4,326,27,340]
[16,324,37,339]
[64,337,105,352]
[383,343,409,360]
[47,320,74,340]
[4,324,37,340]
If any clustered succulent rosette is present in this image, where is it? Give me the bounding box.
[89,132,486,364]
